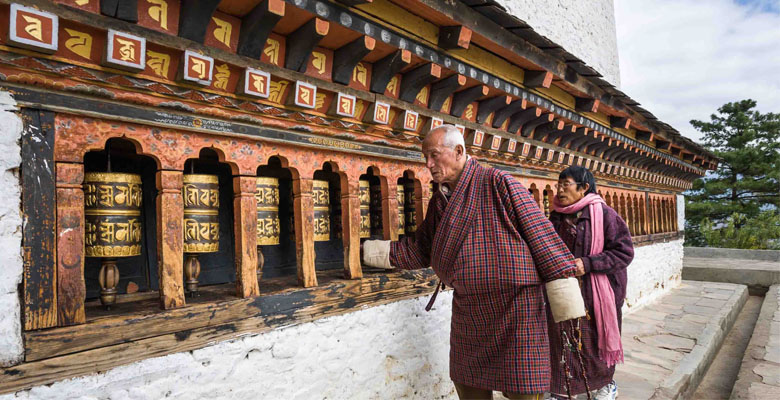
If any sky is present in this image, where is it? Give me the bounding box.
[614,0,780,143]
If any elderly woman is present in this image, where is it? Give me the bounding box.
[546,166,634,400]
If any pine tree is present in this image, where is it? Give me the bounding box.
[685,100,780,249]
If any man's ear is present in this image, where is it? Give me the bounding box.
[456,145,465,160]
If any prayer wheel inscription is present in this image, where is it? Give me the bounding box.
[255,177,281,245]
[84,172,143,257]
[182,174,220,253]
[396,186,405,235]
[404,183,417,234]
[359,180,370,238]
[313,180,330,242]
[370,184,382,236]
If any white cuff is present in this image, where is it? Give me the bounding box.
[362,240,392,269]
[546,277,586,323]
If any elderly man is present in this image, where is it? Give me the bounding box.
[363,125,580,399]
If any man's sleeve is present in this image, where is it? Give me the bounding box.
[496,173,576,282]
[389,194,438,270]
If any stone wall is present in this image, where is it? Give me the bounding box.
[0,90,23,368]
[0,238,683,398]
[495,0,621,87]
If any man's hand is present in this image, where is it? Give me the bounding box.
[574,258,585,277]
[362,240,393,269]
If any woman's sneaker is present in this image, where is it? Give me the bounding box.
[593,381,618,400]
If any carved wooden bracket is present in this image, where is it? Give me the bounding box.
[333,36,376,85]
[507,107,541,133]
[524,70,553,88]
[575,97,599,113]
[492,99,527,129]
[286,18,330,72]
[520,113,554,137]
[476,95,511,124]
[178,0,221,43]
[450,85,488,118]
[399,63,441,103]
[610,116,631,130]
[429,74,466,111]
[237,0,286,59]
[370,50,411,94]
[438,26,472,50]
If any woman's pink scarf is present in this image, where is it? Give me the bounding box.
[553,193,624,367]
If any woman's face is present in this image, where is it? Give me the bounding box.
[556,177,589,206]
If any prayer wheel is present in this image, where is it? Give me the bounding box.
[370,183,383,237]
[312,180,331,241]
[182,174,220,295]
[404,182,417,234]
[83,172,143,307]
[256,177,281,278]
[359,180,371,238]
[396,186,405,236]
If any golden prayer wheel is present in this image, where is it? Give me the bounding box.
[396,186,405,236]
[370,183,383,237]
[404,182,417,234]
[312,180,331,242]
[182,174,220,295]
[83,172,143,307]
[256,177,281,279]
[359,180,371,238]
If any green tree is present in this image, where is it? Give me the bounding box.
[685,100,780,249]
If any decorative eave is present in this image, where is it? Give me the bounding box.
[0,0,711,189]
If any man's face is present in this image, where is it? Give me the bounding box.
[422,130,464,184]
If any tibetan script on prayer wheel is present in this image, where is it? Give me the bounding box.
[404,182,417,234]
[396,186,405,235]
[256,177,281,245]
[182,174,220,253]
[312,180,330,242]
[359,180,371,238]
[84,172,143,258]
[370,183,383,237]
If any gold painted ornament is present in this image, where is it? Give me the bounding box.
[182,174,220,295]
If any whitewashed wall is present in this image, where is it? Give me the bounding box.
[0,238,683,399]
[0,90,23,368]
[495,0,621,87]
[623,239,684,314]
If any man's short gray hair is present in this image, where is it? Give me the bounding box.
[431,124,466,150]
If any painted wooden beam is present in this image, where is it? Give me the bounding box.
[338,0,374,6]
[476,95,511,124]
[100,0,138,22]
[56,163,86,326]
[399,63,441,103]
[285,18,330,72]
[450,85,488,117]
[507,107,541,133]
[370,50,412,94]
[610,116,631,130]
[156,171,186,310]
[178,0,221,43]
[532,120,564,141]
[237,0,286,59]
[575,97,600,113]
[492,99,527,129]
[524,70,553,88]
[520,113,555,137]
[429,74,466,111]
[438,26,472,50]
[333,36,376,85]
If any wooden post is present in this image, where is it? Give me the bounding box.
[293,177,317,287]
[155,170,186,309]
[341,180,362,279]
[233,176,260,297]
[56,162,86,326]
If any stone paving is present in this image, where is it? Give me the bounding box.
[614,280,748,400]
[730,285,780,400]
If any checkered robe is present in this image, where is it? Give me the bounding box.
[390,158,576,393]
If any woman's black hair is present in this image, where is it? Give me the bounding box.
[559,166,597,195]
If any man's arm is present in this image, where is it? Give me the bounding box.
[388,193,439,270]
[495,173,576,281]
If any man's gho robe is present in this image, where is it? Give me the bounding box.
[390,158,576,394]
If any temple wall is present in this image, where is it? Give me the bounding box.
[0,237,683,399]
[0,90,23,367]
[495,0,621,87]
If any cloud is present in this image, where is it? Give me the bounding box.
[615,0,780,143]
